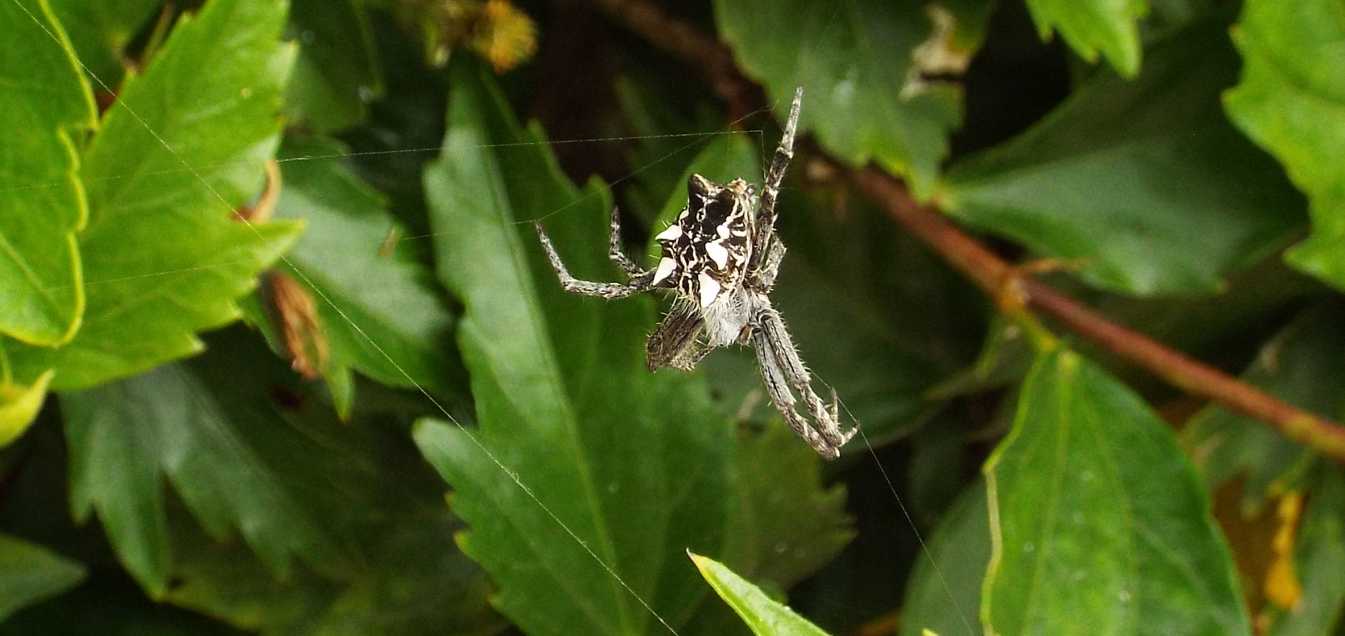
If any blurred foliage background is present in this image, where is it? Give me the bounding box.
[1,0,1344,634]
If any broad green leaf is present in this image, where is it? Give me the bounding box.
[7,0,302,390]
[942,21,1302,295]
[1263,468,1345,636]
[901,482,989,636]
[417,58,733,635]
[715,0,962,198]
[60,340,375,595]
[0,533,86,621]
[1184,305,1345,511]
[1024,0,1146,77]
[46,0,163,83]
[0,369,53,447]
[983,349,1250,635]
[161,445,503,636]
[0,0,96,346]
[689,553,829,636]
[285,0,383,132]
[417,59,851,635]
[1223,0,1345,292]
[165,510,503,636]
[271,135,459,405]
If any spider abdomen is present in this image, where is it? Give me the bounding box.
[650,174,754,309]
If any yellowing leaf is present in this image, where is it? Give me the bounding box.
[0,369,54,447]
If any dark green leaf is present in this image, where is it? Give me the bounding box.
[46,0,163,84]
[722,424,853,592]
[1184,305,1345,510]
[61,348,370,595]
[8,0,302,390]
[0,533,86,621]
[983,348,1250,635]
[715,0,962,198]
[285,0,383,132]
[689,552,829,636]
[0,0,96,346]
[1223,0,1345,292]
[900,482,988,636]
[164,494,503,636]
[943,21,1302,295]
[272,135,458,401]
[1024,0,1146,76]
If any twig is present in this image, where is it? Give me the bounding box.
[590,0,1345,462]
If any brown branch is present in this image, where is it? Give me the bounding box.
[590,0,1345,462]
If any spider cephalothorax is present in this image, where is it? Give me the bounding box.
[535,87,857,458]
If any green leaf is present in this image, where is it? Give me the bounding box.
[689,552,829,636]
[7,0,302,390]
[720,424,853,591]
[416,59,850,635]
[943,21,1302,295]
[60,340,377,596]
[46,0,163,84]
[983,348,1250,635]
[0,369,54,447]
[900,482,989,636]
[0,0,96,346]
[1024,0,1146,77]
[271,135,459,402]
[1223,0,1345,292]
[417,58,733,635]
[1184,305,1345,510]
[285,0,383,132]
[715,0,962,198]
[0,533,86,621]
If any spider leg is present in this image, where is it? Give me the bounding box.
[607,206,646,278]
[535,223,654,299]
[646,302,708,371]
[749,86,803,272]
[751,325,835,459]
[752,304,856,456]
[755,233,787,290]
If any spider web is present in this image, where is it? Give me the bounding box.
[5,2,975,634]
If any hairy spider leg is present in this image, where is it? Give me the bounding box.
[607,206,647,278]
[645,302,709,372]
[748,86,803,273]
[535,222,655,299]
[751,319,835,458]
[753,305,855,454]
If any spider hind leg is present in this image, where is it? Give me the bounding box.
[751,305,856,458]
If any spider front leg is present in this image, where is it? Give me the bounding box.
[751,304,856,458]
[607,206,646,278]
[754,233,787,290]
[535,223,654,299]
[749,86,803,272]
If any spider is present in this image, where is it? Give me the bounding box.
[534,87,856,459]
